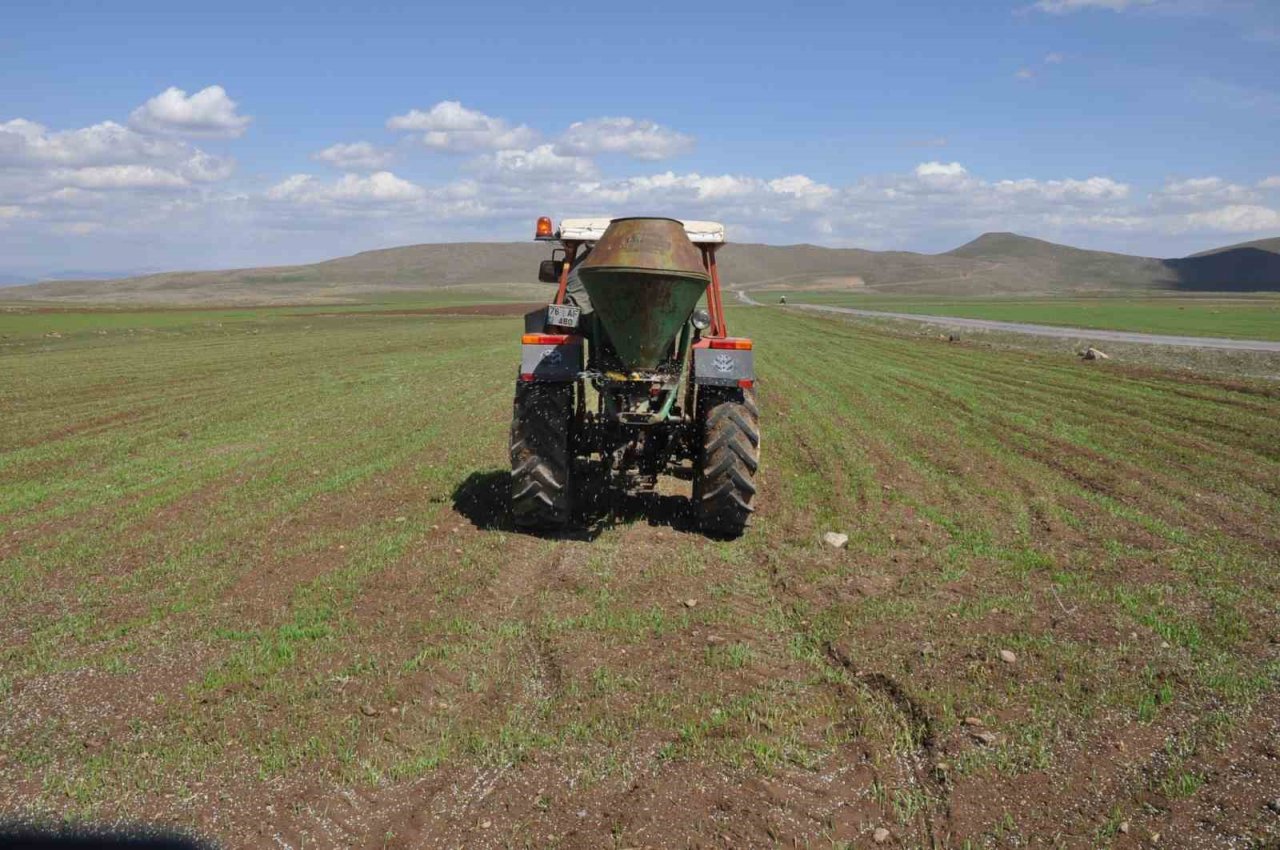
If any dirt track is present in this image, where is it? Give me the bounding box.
[738,291,1280,352]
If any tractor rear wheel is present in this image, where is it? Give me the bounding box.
[694,387,759,537]
[510,381,573,529]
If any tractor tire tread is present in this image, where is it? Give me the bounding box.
[510,382,573,529]
[695,388,760,537]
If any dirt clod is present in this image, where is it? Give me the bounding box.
[873,826,891,843]
[999,649,1018,664]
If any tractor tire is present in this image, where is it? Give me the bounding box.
[510,381,573,530]
[694,387,760,537]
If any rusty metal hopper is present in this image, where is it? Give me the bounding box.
[576,218,710,370]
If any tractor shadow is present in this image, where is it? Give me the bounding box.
[451,465,702,542]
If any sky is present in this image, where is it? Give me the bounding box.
[2,0,1279,278]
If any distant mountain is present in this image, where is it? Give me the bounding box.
[0,267,157,288]
[4,232,1279,305]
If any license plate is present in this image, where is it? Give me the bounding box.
[547,303,580,328]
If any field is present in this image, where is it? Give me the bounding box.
[750,293,1280,341]
[3,301,1280,848]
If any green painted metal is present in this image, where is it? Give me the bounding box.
[577,218,709,370]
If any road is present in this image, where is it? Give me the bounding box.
[735,291,1280,353]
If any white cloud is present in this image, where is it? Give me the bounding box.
[181,150,236,182]
[994,176,1130,201]
[0,109,238,234]
[1031,0,1155,13]
[912,161,975,191]
[915,161,968,178]
[7,91,1280,266]
[1155,176,1254,206]
[1044,52,1066,63]
[129,86,251,138]
[387,101,537,152]
[769,174,836,201]
[0,119,188,167]
[1015,68,1036,80]
[1182,204,1280,232]
[555,117,694,161]
[50,165,190,190]
[471,144,596,179]
[564,171,838,224]
[313,142,394,171]
[265,171,426,205]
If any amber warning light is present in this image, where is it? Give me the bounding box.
[535,216,554,238]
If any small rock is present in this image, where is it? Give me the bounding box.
[973,730,999,746]
[1150,831,1160,844]
[394,516,407,523]
[454,548,463,555]
[480,820,491,830]
[962,716,984,727]
[999,649,1018,664]
[359,704,379,717]
[873,826,891,844]
[683,598,698,609]
[1268,798,1280,815]
[1119,821,1130,834]
[706,635,725,645]
[822,531,849,549]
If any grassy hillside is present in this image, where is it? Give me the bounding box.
[5,231,1280,305]
[2,303,1278,847]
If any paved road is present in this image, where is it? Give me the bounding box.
[736,291,1280,353]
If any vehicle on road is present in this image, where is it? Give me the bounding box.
[512,216,759,536]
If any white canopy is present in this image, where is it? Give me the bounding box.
[558,218,725,244]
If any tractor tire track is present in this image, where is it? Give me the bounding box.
[825,641,951,849]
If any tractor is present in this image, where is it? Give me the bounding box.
[511,216,759,536]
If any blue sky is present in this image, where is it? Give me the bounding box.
[2,0,1278,277]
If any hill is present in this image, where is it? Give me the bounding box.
[5,232,1280,305]
[1189,236,1280,257]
